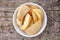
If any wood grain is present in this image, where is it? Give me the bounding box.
[0,0,60,40]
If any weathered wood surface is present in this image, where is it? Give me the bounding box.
[0,0,60,40]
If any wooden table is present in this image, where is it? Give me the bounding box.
[0,0,60,40]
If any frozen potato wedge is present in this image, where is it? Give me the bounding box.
[20,14,32,30]
[17,6,30,20]
[32,12,38,23]
[25,20,41,35]
[32,9,43,21]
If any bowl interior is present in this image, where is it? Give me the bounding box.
[13,3,47,37]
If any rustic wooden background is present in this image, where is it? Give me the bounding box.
[0,0,60,40]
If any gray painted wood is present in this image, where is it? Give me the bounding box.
[0,0,60,40]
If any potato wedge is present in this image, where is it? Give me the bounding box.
[32,9,43,21]
[25,20,41,35]
[20,14,32,30]
[31,6,38,9]
[28,6,38,15]
[17,6,30,20]
[32,12,38,23]
[16,18,23,27]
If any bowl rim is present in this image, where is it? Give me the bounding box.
[13,2,47,37]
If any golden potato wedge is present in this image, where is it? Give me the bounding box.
[32,12,38,23]
[16,18,23,27]
[28,6,38,15]
[20,14,32,30]
[17,5,30,20]
[31,6,38,9]
[25,20,41,35]
[32,9,43,21]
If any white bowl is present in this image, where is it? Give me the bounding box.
[13,2,47,37]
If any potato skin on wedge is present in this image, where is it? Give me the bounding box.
[17,6,30,20]
[20,14,32,30]
[16,18,23,27]
[32,12,38,23]
[24,20,42,35]
[32,9,43,21]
